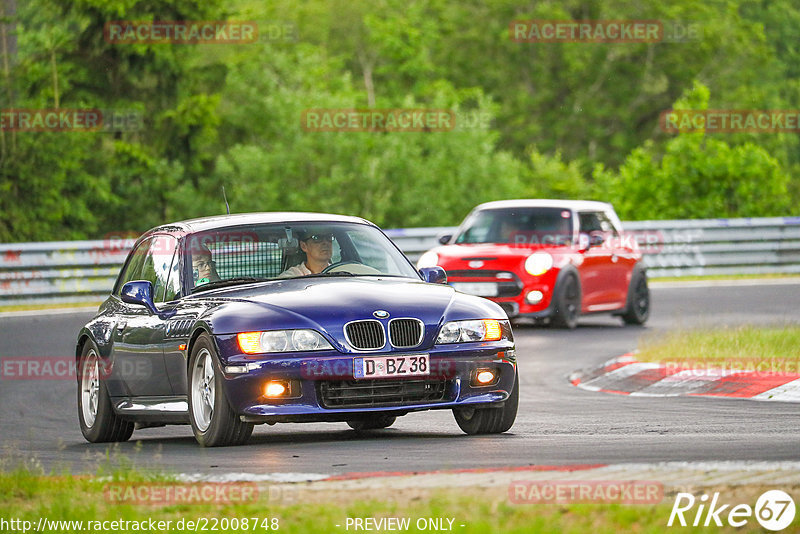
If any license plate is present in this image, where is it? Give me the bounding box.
[354,354,430,379]
[451,282,499,297]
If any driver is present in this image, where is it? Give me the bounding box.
[279,230,334,277]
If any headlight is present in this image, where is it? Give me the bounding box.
[435,319,507,344]
[525,252,553,276]
[417,250,439,269]
[237,330,332,354]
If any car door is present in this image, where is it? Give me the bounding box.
[111,235,176,397]
[159,239,199,396]
[600,209,638,308]
[599,209,634,305]
[577,211,617,310]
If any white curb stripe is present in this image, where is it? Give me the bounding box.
[753,378,800,402]
[578,362,661,391]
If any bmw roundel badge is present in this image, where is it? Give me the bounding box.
[373,310,390,319]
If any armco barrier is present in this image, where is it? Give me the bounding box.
[1,217,799,305]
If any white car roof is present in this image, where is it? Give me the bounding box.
[473,199,614,212]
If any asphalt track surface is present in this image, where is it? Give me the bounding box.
[1,282,798,475]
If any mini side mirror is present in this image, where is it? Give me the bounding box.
[438,234,453,245]
[578,233,590,252]
[590,233,605,247]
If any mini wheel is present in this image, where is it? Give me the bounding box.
[551,273,580,329]
[621,267,650,325]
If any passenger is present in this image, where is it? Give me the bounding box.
[192,245,220,286]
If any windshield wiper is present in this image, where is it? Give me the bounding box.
[302,271,357,279]
[191,277,266,293]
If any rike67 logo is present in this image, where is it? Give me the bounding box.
[668,490,796,531]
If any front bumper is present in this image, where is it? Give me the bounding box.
[447,277,557,318]
[214,336,516,423]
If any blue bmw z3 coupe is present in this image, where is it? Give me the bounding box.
[76,213,518,446]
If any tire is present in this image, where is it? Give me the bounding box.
[453,371,519,435]
[188,334,254,447]
[77,341,134,443]
[347,415,397,431]
[551,273,581,329]
[622,267,650,325]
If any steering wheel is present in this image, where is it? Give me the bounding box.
[321,261,381,275]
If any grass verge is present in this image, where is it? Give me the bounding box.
[649,273,800,282]
[3,464,792,534]
[0,302,101,313]
[636,325,800,371]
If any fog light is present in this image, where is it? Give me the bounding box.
[471,369,498,386]
[526,290,544,304]
[264,381,287,397]
[477,370,495,384]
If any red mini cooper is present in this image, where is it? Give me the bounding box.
[417,200,649,328]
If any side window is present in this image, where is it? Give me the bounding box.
[599,211,619,236]
[114,238,152,295]
[579,212,617,235]
[139,235,178,303]
[163,248,182,302]
[578,212,603,234]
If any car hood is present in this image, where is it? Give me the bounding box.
[435,243,565,261]
[195,277,504,349]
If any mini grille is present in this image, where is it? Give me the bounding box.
[389,319,423,348]
[345,320,385,350]
[318,378,448,408]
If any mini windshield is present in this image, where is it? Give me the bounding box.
[186,222,419,290]
[455,208,574,245]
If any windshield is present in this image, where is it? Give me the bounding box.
[455,208,574,245]
[186,222,419,291]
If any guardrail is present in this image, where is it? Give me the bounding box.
[2,216,799,305]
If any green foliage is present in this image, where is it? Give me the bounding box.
[0,0,799,241]
[594,134,790,220]
[523,149,592,200]
[594,81,791,220]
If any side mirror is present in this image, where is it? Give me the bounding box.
[578,232,604,251]
[419,266,447,284]
[438,234,453,245]
[577,233,590,252]
[120,280,158,315]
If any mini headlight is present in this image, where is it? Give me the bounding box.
[237,329,332,354]
[525,252,553,276]
[417,250,439,269]
[435,319,506,344]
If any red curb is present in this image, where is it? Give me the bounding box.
[598,388,632,395]
[571,356,800,402]
[693,373,799,398]
[324,464,608,481]
[602,361,635,374]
